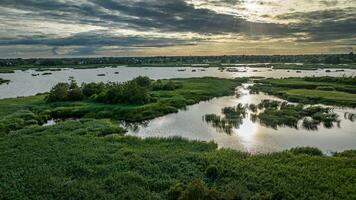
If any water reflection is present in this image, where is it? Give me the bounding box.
[202,98,343,134]
[125,84,356,153]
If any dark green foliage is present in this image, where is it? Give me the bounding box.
[133,76,152,87]
[1,78,245,131]
[255,101,339,130]
[12,119,126,137]
[1,125,356,199]
[47,76,153,105]
[168,183,185,200]
[250,77,356,107]
[81,82,105,97]
[302,118,319,130]
[248,104,257,112]
[289,147,323,156]
[204,103,247,134]
[0,78,10,85]
[46,82,71,102]
[0,110,49,134]
[333,150,356,158]
[152,80,183,91]
[316,86,335,91]
[168,180,220,200]
[303,76,356,86]
[206,165,219,179]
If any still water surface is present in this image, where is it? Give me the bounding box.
[125,84,356,154]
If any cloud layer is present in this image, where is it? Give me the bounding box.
[0,0,355,57]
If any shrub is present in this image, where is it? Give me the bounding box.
[289,147,323,156]
[81,82,105,97]
[46,82,70,102]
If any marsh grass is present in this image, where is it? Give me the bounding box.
[250,76,356,107]
[1,122,356,199]
[204,103,247,134]
[255,100,340,130]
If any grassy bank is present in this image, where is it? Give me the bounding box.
[250,77,356,107]
[1,120,355,199]
[0,77,246,134]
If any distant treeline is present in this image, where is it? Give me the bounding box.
[1,53,355,67]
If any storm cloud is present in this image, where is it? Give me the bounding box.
[0,0,355,57]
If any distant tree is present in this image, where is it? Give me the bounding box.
[82,82,105,98]
[46,83,69,102]
[133,76,151,88]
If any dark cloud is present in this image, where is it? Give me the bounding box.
[0,30,197,47]
[0,0,355,56]
[276,8,356,42]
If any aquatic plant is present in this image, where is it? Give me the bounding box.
[204,104,247,134]
[253,100,341,130]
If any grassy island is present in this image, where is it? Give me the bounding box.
[250,76,356,107]
[0,77,246,134]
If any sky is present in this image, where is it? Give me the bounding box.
[0,0,355,58]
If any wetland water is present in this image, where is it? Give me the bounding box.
[126,84,356,154]
[1,66,356,153]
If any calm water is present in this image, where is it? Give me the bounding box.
[1,66,356,153]
[125,84,356,154]
[0,66,355,99]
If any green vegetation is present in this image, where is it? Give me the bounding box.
[1,76,356,199]
[250,100,340,130]
[204,100,342,131]
[1,120,356,199]
[204,104,247,134]
[0,78,10,85]
[0,77,246,134]
[250,76,356,107]
[47,76,183,105]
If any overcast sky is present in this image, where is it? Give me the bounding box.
[0,0,355,58]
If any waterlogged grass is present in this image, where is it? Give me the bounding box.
[0,77,246,133]
[251,77,356,107]
[0,78,10,85]
[204,104,247,134]
[204,100,341,132]
[0,121,356,199]
[251,100,340,130]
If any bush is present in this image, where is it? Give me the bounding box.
[47,77,153,104]
[81,82,105,97]
[46,82,70,102]
[289,147,323,156]
[152,80,182,91]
